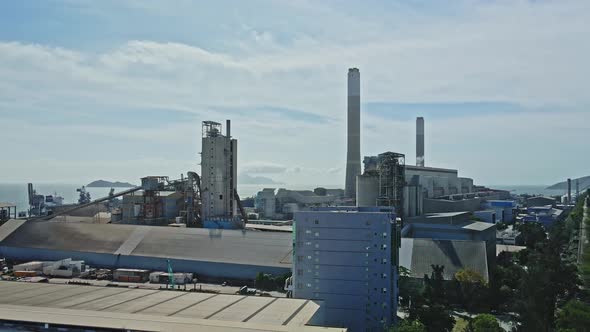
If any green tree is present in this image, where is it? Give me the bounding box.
[410,265,455,332]
[556,300,590,332]
[464,314,503,332]
[454,268,488,312]
[391,320,427,332]
[516,221,547,248]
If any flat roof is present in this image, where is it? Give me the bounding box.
[462,221,495,232]
[0,202,16,209]
[0,281,338,331]
[0,221,293,268]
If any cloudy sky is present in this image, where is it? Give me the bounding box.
[1,0,588,187]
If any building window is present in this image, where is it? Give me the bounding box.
[314,232,319,237]
[305,230,312,234]
[297,256,303,262]
[296,283,302,289]
[307,255,312,260]
[382,232,387,238]
[307,283,312,288]
[297,269,303,276]
[381,244,387,250]
[382,288,387,293]
[382,273,387,279]
[314,220,319,224]
[382,258,387,264]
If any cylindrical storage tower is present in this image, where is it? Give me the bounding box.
[356,175,379,207]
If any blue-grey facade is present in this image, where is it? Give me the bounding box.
[292,207,399,332]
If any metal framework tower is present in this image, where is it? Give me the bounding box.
[377,152,406,219]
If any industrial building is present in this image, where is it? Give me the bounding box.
[484,200,515,223]
[0,281,339,331]
[399,238,489,282]
[120,190,184,224]
[525,196,557,208]
[403,213,497,264]
[521,205,564,229]
[255,188,342,220]
[0,220,292,280]
[201,120,240,228]
[345,68,361,200]
[292,207,399,332]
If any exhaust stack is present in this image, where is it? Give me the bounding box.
[416,117,425,167]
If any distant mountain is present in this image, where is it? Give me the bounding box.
[239,174,283,185]
[546,176,590,191]
[87,180,136,188]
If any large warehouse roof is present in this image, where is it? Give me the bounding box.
[0,281,339,331]
[0,220,293,268]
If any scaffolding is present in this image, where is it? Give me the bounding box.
[376,152,405,219]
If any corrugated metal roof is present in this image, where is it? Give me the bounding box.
[0,281,336,331]
[0,221,293,267]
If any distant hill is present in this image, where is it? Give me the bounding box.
[87,180,136,188]
[546,176,590,191]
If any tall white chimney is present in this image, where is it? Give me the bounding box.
[416,117,425,167]
[345,68,361,199]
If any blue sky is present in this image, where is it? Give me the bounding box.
[0,0,589,186]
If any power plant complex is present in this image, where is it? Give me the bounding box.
[0,67,577,332]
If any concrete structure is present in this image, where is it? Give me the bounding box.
[293,207,398,331]
[256,188,277,219]
[0,281,336,331]
[0,220,292,281]
[416,117,425,167]
[345,68,361,199]
[201,120,239,228]
[399,238,489,282]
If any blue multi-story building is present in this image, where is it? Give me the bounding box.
[292,207,399,332]
[484,200,515,223]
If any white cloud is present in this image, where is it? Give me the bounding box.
[0,0,589,185]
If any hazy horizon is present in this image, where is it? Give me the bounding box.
[1,0,589,186]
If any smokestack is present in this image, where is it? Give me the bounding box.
[567,178,572,204]
[345,68,361,199]
[416,117,425,167]
[226,119,231,137]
